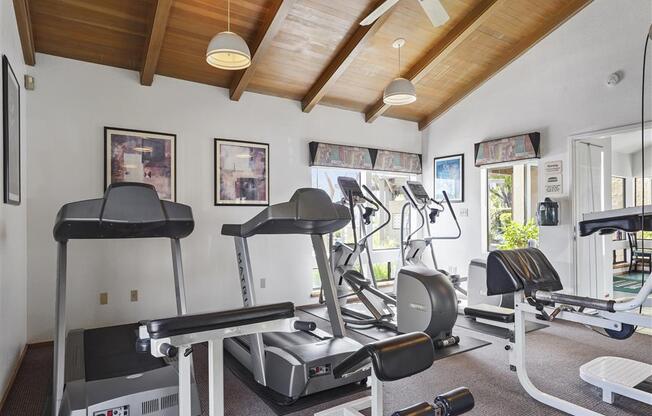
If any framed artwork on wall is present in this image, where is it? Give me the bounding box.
[214,138,269,206]
[433,154,464,203]
[3,55,21,205]
[104,127,176,201]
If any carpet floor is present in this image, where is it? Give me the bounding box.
[1,318,651,415]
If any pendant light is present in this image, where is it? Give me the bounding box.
[383,38,416,106]
[206,0,251,70]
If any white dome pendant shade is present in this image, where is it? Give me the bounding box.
[206,0,251,70]
[206,31,251,70]
[384,77,417,105]
[383,38,416,106]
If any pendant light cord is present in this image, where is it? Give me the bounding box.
[227,0,231,32]
[398,45,402,76]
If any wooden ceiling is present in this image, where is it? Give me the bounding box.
[14,0,591,130]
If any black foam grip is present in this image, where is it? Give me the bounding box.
[435,387,474,415]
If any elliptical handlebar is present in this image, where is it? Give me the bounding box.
[428,190,461,240]
[357,184,391,246]
[401,184,427,243]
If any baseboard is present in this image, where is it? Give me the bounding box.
[0,343,28,412]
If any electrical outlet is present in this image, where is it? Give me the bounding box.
[131,290,138,302]
[100,292,108,305]
[459,208,469,217]
[260,278,266,289]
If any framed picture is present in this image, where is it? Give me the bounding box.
[433,154,464,203]
[214,138,269,206]
[3,55,20,205]
[104,127,176,201]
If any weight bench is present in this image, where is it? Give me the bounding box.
[315,332,474,416]
[486,246,652,415]
[137,302,314,416]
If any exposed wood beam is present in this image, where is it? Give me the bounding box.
[230,0,296,101]
[12,0,35,66]
[140,0,173,86]
[301,0,396,113]
[365,0,501,123]
[418,0,592,130]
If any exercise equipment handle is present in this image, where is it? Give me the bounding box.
[402,185,426,243]
[357,184,391,246]
[534,291,615,312]
[427,190,461,240]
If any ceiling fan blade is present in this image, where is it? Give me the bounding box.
[360,0,400,26]
[418,0,450,27]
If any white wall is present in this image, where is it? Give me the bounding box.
[0,0,28,398]
[26,54,421,342]
[422,0,652,290]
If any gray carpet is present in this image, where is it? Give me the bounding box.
[1,319,651,415]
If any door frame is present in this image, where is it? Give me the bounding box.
[569,121,652,296]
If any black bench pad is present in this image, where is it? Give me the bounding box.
[333,332,434,382]
[464,304,514,323]
[487,248,562,296]
[145,302,294,339]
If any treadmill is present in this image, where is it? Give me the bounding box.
[52,183,200,416]
[221,188,370,401]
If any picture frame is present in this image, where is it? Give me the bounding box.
[433,154,464,203]
[3,55,20,205]
[104,127,176,201]
[214,138,269,206]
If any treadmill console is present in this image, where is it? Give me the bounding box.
[338,176,364,203]
[406,181,430,203]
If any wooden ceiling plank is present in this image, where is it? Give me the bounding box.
[301,0,397,113]
[418,0,593,131]
[141,0,174,86]
[365,0,502,123]
[230,0,297,101]
[12,0,36,66]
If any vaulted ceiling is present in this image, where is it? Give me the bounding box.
[13,0,592,130]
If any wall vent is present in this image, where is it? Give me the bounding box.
[141,398,160,414]
[161,393,178,409]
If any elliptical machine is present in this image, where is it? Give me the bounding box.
[331,177,459,348]
[330,176,396,328]
[400,181,467,306]
[396,181,460,345]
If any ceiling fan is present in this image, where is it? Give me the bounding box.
[360,0,450,27]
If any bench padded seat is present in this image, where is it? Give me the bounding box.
[333,332,434,382]
[145,302,295,339]
[486,248,562,296]
[464,304,514,323]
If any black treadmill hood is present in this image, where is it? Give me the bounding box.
[222,188,351,237]
[53,182,194,242]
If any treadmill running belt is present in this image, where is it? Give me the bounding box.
[84,323,166,382]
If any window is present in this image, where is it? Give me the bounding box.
[635,177,652,206]
[634,177,652,240]
[310,167,415,289]
[486,163,539,251]
[611,177,626,241]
